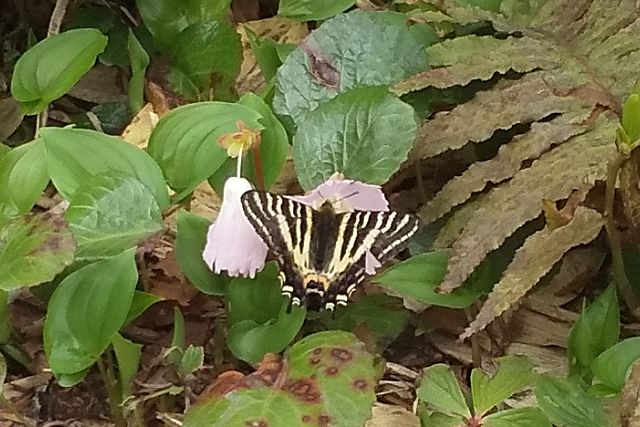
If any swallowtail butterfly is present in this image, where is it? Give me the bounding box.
[241,190,420,311]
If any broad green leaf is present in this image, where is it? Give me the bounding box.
[40,127,169,209]
[184,331,377,427]
[179,345,204,375]
[273,10,427,124]
[57,368,90,387]
[65,174,164,259]
[125,291,163,325]
[146,102,263,199]
[44,249,138,376]
[567,284,619,381]
[534,376,607,427]
[293,87,417,190]
[171,20,241,101]
[209,93,289,192]
[128,30,150,113]
[0,140,49,222]
[375,251,487,308]
[419,411,466,427]
[591,337,640,392]
[0,291,10,344]
[136,0,231,50]
[622,93,640,143]
[111,333,142,398]
[175,210,228,295]
[0,144,10,160]
[227,263,305,364]
[278,0,355,21]
[328,294,410,340]
[483,407,551,427]
[10,29,108,114]
[0,213,75,291]
[417,364,470,417]
[471,355,535,416]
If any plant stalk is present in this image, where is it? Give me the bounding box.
[97,351,126,427]
[604,152,640,319]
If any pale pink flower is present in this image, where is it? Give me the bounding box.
[202,177,268,278]
[287,175,389,274]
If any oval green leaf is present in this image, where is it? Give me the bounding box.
[65,174,164,259]
[293,87,417,190]
[534,376,607,427]
[209,93,289,192]
[44,249,138,376]
[40,127,169,209]
[147,102,263,199]
[184,331,377,427]
[278,0,355,21]
[0,213,75,291]
[273,10,427,124]
[176,210,228,295]
[591,337,640,392]
[417,364,470,418]
[0,140,49,222]
[11,28,108,114]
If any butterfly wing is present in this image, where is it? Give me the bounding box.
[323,210,421,310]
[240,190,313,305]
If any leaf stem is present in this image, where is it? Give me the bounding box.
[252,146,265,191]
[604,151,640,319]
[97,350,126,427]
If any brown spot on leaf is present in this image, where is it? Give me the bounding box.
[324,366,338,376]
[353,379,368,391]
[330,348,353,363]
[285,378,321,404]
[318,415,331,426]
[301,415,312,423]
[300,43,340,89]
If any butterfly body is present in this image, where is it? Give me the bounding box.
[241,190,419,311]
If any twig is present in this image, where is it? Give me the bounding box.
[604,151,640,319]
[36,0,70,134]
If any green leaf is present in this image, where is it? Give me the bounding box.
[455,0,502,12]
[184,331,377,427]
[591,337,640,392]
[483,407,551,427]
[567,284,619,381]
[0,140,49,222]
[209,93,289,192]
[44,249,138,376]
[534,376,607,427]
[128,29,150,113]
[328,294,409,340]
[167,307,186,365]
[0,144,10,160]
[273,10,427,124]
[417,364,470,417]
[111,333,142,398]
[245,27,292,83]
[0,213,75,291]
[278,0,355,21]
[293,87,417,190]
[146,102,263,199]
[374,251,488,308]
[136,0,231,51]
[65,174,164,259]
[41,127,169,210]
[179,345,204,375]
[622,94,640,143]
[125,290,162,325]
[471,355,535,416]
[176,210,228,295]
[10,29,108,114]
[171,20,241,101]
[0,291,10,344]
[419,411,466,427]
[226,263,305,364]
[57,368,90,387]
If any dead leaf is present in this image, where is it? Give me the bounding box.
[0,97,23,141]
[67,64,127,104]
[619,147,640,240]
[121,103,159,149]
[461,206,604,339]
[365,403,419,427]
[621,360,640,427]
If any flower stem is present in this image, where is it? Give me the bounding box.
[97,350,126,427]
[236,150,243,178]
[604,151,640,319]
[252,146,265,191]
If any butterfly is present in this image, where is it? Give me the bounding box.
[240,190,420,311]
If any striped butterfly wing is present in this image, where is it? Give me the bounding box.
[240,190,312,305]
[323,210,421,310]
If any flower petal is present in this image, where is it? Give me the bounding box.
[287,178,389,213]
[202,177,268,278]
